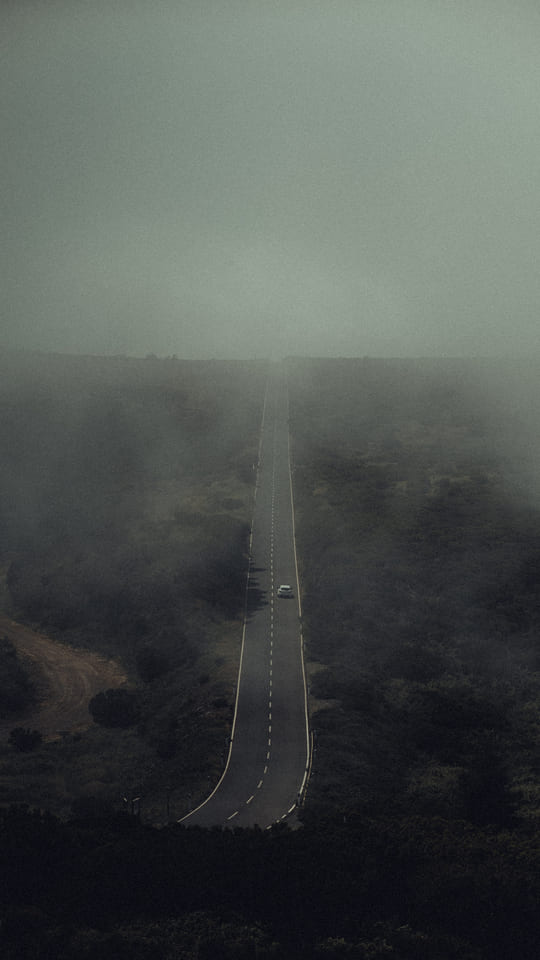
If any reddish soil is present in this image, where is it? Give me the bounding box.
[0,615,127,741]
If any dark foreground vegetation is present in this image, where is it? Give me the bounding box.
[5,802,540,959]
[0,351,265,819]
[0,637,36,718]
[4,353,540,957]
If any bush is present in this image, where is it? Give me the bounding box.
[135,646,170,683]
[88,688,140,728]
[0,638,36,717]
[9,728,42,752]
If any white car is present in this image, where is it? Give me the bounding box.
[277,584,293,598]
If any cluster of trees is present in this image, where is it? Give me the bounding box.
[283,357,540,955]
[8,728,42,752]
[0,354,263,662]
[0,637,35,718]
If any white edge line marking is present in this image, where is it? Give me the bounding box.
[287,379,312,801]
[179,370,270,824]
[288,804,296,814]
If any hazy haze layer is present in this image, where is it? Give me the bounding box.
[2,0,540,358]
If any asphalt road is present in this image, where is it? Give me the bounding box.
[181,372,310,828]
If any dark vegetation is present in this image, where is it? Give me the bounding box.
[290,356,540,956]
[8,728,42,752]
[5,354,540,957]
[289,357,540,827]
[0,636,36,717]
[3,805,540,958]
[0,351,265,819]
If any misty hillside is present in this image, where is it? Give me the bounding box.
[1,351,264,642]
[289,357,540,826]
[0,351,266,820]
[4,0,540,953]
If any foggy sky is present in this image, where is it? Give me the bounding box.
[2,0,540,359]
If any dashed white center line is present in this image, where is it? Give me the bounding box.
[227,810,239,820]
[258,779,263,789]
[246,795,254,805]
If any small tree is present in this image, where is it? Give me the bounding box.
[9,728,42,752]
[135,645,169,683]
[89,688,140,728]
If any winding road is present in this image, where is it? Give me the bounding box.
[182,371,310,828]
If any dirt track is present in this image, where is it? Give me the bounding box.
[0,615,127,741]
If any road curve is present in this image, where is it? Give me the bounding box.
[181,369,310,828]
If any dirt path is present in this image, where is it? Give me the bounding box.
[0,615,127,741]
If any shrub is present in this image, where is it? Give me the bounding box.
[88,688,140,728]
[9,728,42,752]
